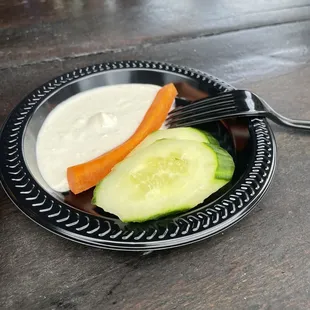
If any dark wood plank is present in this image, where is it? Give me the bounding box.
[0,0,310,67]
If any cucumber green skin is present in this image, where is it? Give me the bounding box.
[131,127,219,156]
[92,139,234,223]
[94,190,196,223]
[206,144,235,180]
[200,130,219,146]
[92,186,202,223]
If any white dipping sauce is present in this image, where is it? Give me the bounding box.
[36,84,162,192]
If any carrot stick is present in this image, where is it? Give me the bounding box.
[67,83,178,194]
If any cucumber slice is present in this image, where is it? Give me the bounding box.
[92,139,234,223]
[131,127,218,155]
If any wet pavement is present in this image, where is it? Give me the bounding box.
[1,1,310,309]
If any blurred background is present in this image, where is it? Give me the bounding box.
[1,0,310,80]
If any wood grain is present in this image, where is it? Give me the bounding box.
[1,1,310,309]
[0,0,310,68]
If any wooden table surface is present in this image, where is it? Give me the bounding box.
[1,1,310,309]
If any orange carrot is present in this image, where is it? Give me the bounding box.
[67,83,178,194]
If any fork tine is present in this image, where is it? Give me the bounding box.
[166,99,236,122]
[169,92,234,117]
[167,105,237,128]
[167,99,236,122]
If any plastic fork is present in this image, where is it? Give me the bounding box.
[167,90,310,130]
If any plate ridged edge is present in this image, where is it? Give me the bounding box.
[0,60,276,250]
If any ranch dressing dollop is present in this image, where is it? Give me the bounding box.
[36,84,161,192]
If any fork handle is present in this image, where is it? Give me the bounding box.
[268,110,310,130]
